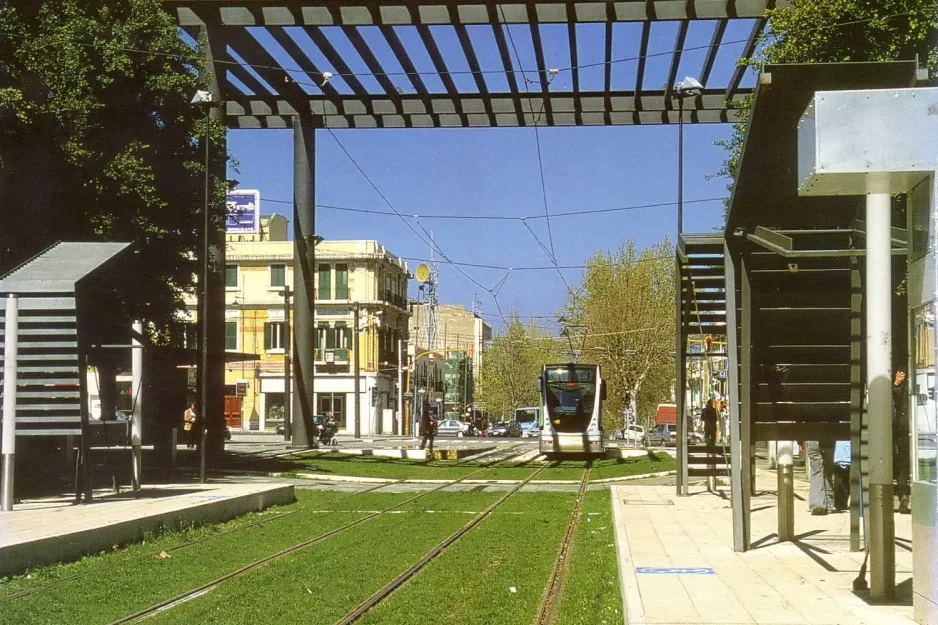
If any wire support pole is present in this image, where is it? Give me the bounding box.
[2,294,19,512]
[199,105,210,485]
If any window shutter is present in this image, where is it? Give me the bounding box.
[264,322,272,350]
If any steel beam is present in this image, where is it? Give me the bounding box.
[725,240,747,551]
[724,18,765,102]
[381,25,428,95]
[740,250,752,546]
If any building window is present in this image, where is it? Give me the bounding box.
[335,264,348,299]
[264,322,285,351]
[225,265,238,289]
[318,393,346,430]
[270,264,286,288]
[318,264,331,300]
[225,321,238,350]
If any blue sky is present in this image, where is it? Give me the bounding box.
[223,21,757,332]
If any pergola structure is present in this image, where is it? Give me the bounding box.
[680,61,923,558]
[163,0,785,447]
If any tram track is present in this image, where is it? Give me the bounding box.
[101,454,535,625]
[332,463,551,625]
[533,462,592,625]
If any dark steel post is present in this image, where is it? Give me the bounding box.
[291,113,316,448]
[199,104,210,484]
[678,95,684,234]
[283,285,292,441]
[354,303,361,438]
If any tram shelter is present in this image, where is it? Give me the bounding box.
[163,0,782,449]
[676,59,928,602]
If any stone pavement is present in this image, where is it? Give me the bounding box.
[612,468,914,624]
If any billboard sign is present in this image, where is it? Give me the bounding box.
[226,190,260,233]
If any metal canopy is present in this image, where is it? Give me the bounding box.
[725,61,920,234]
[165,0,786,129]
[0,242,132,294]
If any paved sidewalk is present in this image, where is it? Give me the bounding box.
[613,468,914,624]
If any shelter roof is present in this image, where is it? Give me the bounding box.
[165,0,787,129]
[0,242,132,294]
[725,61,920,236]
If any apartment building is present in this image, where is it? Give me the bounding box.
[184,215,410,434]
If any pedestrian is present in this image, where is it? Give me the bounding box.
[832,439,850,511]
[806,437,835,515]
[893,369,911,514]
[419,407,435,453]
[701,398,718,447]
[183,402,198,449]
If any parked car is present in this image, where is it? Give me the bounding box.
[644,423,677,447]
[620,424,645,445]
[488,421,522,437]
[436,419,469,437]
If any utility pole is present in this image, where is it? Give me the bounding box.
[396,337,403,435]
[283,285,292,441]
[353,303,361,439]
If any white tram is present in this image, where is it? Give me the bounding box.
[538,363,606,455]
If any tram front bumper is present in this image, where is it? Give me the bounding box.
[541,433,604,454]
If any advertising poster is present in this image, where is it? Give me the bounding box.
[226,190,260,234]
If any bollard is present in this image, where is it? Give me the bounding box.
[777,440,794,541]
[171,428,178,466]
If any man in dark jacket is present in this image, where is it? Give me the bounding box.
[419,407,435,452]
[701,399,718,446]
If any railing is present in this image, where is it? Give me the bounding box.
[315,348,349,363]
[380,291,406,308]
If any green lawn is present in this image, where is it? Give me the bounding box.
[0,490,420,625]
[356,491,578,625]
[143,491,504,625]
[552,490,623,625]
[536,452,675,481]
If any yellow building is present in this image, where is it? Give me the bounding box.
[185,215,410,434]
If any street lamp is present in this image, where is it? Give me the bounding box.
[674,76,703,234]
[191,89,215,483]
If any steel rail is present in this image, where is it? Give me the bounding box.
[103,464,505,625]
[533,463,592,625]
[333,464,550,625]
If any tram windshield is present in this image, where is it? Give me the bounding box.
[514,408,538,424]
[544,365,596,433]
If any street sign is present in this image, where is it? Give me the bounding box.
[403,392,414,399]
[225,190,260,234]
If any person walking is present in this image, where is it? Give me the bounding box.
[893,369,911,514]
[183,402,198,449]
[701,399,718,447]
[832,439,851,511]
[419,407,435,453]
[806,437,835,515]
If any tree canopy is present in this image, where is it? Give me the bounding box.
[0,0,227,330]
[715,0,937,208]
[561,239,675,430]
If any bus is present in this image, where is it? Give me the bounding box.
[538,363,606,455]
[513,406,540,437]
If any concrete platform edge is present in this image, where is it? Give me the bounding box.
[0,484,295,578]
[611,485,644,625]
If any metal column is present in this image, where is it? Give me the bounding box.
[1,294,18,511]
[131,319,143,490]
[396,338,403,436]
[354,303,361,439]
[291,112,317,448]
[283,285,292,441]
[676,254,687,496]
[725,240,747,551]
[739,252,752,543]
[866,192,895,601]
[200,24,227,463]
[849,255,864,552]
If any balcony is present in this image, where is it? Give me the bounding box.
[315,348,349,364]
[380,291,407,309]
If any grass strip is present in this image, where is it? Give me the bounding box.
[532,453,674,481]
[141,490,505,625]
[552,490,623,625]
[0,490,417,625]
[355,491,578,625]
[276,451,483,480]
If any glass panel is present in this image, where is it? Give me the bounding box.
[270,264,285,288]
[225,265,238,288]
[318,264,331,300]
[543,365,597,433]
[225,321,237,350]
[912,303,937,484]
[335,264,348,299]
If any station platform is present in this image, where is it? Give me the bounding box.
[613,467,915,625]
[0,481,294,578]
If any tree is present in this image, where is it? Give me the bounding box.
[716,0,937,213]
[477,316,560,419]
[0,0,227,330]
[561,239,675,431]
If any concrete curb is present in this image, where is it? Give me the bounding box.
[611,485,645,625]
[287,471,676,486]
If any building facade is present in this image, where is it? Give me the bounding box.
[184,216,410,435]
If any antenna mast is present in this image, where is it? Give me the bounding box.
[427,232,439,351]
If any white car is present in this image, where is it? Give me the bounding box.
[621,424,645,445]
[436,419,470,437]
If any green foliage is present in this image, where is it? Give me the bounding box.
[0,0,228,330]
[715,0,938,221]
[477,315,561,419]
[562,239,675,430]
